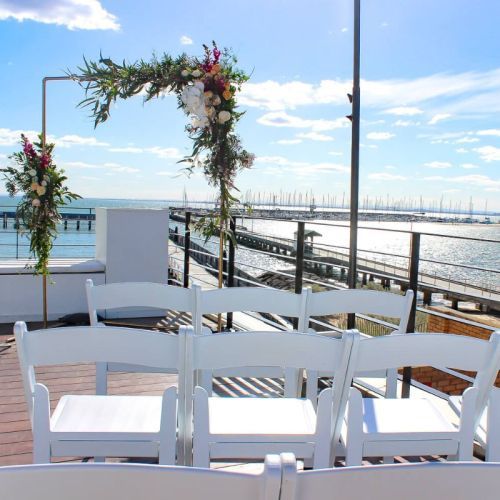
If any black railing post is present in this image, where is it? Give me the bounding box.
[15,216,19,259]
[226,217,236,330]
[183,211,191,288]
[402,231,420,398]
[293,221,305,329]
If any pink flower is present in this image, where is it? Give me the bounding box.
[40,153,50,169]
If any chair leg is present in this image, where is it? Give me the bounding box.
[33,384,51,464]
[344,388,363,467]
[192,387,210,468]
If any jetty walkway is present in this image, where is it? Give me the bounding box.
[234,231,500,312]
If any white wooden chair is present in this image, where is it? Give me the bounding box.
[14,321,182,464]
[342,331,500,466]
[194,286,310,396]
[185,326,357,468]
[279,452,500,500]
[0,455,282,500]
[449,370,500,461]
[86,279,198,395]
[303,289,414,400]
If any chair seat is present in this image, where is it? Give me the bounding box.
[51,395,163,439]
[207,397,317,440]
[360,398,458,438]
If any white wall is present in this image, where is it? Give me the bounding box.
[0,260,105,323]
[95,208,169,284]
[0,208,170,323]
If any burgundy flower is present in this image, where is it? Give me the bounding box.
[40,153,50,169]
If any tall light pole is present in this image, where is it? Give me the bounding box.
[347,0,361,329]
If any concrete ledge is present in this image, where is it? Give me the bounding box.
[0,258,105,275]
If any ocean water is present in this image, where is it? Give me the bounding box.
[0,196,499,290]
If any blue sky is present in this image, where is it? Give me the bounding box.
[0,0,499,210]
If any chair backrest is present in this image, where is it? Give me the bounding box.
[350,331,500,427]
[304,289,414,334]
[0,457,282,500]
[194,286,310,332]
[279,453,500,500]
[86,279,195,326]
[14,321,183,423]
[187,328,352,375]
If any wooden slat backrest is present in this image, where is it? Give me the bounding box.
[305,289,414,333]
[353,332,499,373]
[195,286,309,332]
[189,330,347,372]
[279,453,500,500]
[0,456,282,500]
[86,279,194,326]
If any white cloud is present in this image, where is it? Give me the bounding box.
[424,161,452,169]
[341,27,348,33]
[0,128,111,149]
[180,35,193,45]
[108,146,144,153]
[328,151,343,156]
[276,139,302,145]
[461,163,479,169]
[255,155,349,176]
[366,132,395,140]
[474,146,500,162]
[257,111,348,132]
[240,69,500,116]
[393,120,419,127]
[0,127,38,146]
[384,106,423,116]
[296,132,334,142]
[56,134,109,148]
[147,146,182,159]
[423,174,500,190]
[477,129,500,137]
[368,172,406,181]
[428,113,452,125]
[455,137,479,144]
[0,0,120,31]
[456,148,468,154]
[384,165,396,170]
[65,161,139,173]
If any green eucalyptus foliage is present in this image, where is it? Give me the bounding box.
[73,42,254,242]
[1,135,81,275]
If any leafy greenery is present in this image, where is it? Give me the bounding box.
[1,135,80,275]
[73,42,254,242]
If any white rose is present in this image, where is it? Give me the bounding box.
[32,198,41,207]
[218,110,231,124]
[192,69,202,78]
[29,169,36,176]
[181,69,189,77]
[41,180,47,186]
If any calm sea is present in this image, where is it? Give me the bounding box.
[1,195,499,290]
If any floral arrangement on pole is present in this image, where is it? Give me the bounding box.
[2,135,80,275]
[75,42,254,241]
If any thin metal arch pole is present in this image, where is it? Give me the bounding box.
[41,75,87,327]
[347,0,361,329]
